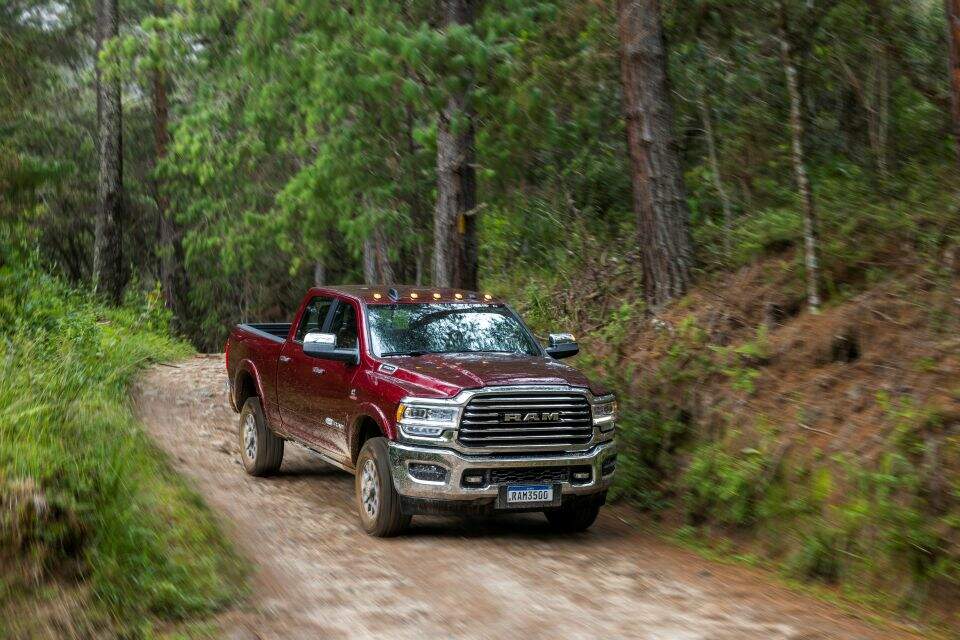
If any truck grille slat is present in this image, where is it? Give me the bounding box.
[457,391,594,450]
[469,395,584,403]
[460,418,590,426]
[460,425,591,434]
[460,433,589,443]
[464,403,585,410]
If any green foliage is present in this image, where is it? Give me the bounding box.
[0,261,243,635]
[609,408,689,509]
[787,527,843,584]
[682,444,772,528]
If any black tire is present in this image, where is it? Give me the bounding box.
[238,397,284,476]
[544,500,601,532]
[355,437,410,537]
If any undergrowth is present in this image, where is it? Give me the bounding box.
[0,260,243,638]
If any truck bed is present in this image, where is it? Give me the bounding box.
[239,322,291,342]
[226,322,291,418]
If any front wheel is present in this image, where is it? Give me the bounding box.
[355,438,410,537]
[544,500,601,532]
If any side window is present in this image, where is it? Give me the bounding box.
[328,300,359,349]
[295,296,334,341]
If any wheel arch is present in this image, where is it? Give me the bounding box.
[350,409,389,465]
[232,361,264,413]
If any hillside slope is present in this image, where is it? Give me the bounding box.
[564,256,960,628]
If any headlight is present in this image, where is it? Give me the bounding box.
[592,396,617,432]
[396,402,458,439]
[400,405,457,423]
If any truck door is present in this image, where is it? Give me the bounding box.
[307,298,360,460]
[277,295,338,452]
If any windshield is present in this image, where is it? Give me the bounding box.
[366,303,541,358]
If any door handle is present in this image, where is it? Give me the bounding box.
[279,355,291,363]
[312,366,325,376]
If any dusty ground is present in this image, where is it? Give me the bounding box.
[133,355,928,640]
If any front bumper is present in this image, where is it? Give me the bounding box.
[387,439,617,504]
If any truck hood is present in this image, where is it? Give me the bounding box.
[383,352,609,397]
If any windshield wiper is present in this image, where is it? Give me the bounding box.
[381,350,429,357]
[467,350,516,354]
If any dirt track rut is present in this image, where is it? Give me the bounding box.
[133,355,923,640]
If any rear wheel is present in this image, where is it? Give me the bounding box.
[544,500,601,532]
[355,437,409,537]
[238,397,284,476]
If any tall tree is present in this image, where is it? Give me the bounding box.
[780,28,821,313]
[362,226,395,285]
[947,0,960,167]
[432,0,480,290]
[698,91,734,259]
[616,0,694,307]
[777,0,837,313]
[152,0,190,328]
[93,0,126,303]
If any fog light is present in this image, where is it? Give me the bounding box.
[573,471,591,481]
[601,455,617,476]
[462,473,486,487]
[408,463,448,483]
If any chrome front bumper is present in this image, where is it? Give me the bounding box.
[387,440,617,501]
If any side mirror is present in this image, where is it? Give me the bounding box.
[302,332,360,365]
[545,332,579,359]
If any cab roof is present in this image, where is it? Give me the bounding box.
[307,285,502,305]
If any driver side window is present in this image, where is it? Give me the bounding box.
[295,296,334,342]
[328,300,358,349]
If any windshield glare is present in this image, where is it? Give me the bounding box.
[367,303,540,357]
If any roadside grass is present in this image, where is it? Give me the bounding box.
[0,265,244,638]
[664,526,954,640]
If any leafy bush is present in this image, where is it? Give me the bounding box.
[787,527,843,583]
[681,444,771,527]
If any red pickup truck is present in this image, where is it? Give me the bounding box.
[225,286,617,536]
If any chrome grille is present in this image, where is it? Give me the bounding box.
[457,391,593,449]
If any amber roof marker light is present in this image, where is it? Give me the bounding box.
[432,292,441,299]
[373,292,382,300]
[454,292,463,300]
[483,293,492,301]
[410,292,419,300]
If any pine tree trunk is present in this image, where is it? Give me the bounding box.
[876,46,890,177]
[432,0,479,290]
[616,0,694,307]
[313,259,325,287]
[374,225,395,284]
[415,241,424,286]
[780,31,822,314]
[153,0,189,329]
[947,0,960,168]
[698,93,734,260]
[362,235,377,285]
[93,0,126,303]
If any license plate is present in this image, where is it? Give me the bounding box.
[506,484,553,504]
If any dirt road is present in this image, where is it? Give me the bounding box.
[133,355,923,640]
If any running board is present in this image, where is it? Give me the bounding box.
[284,434,356,475]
